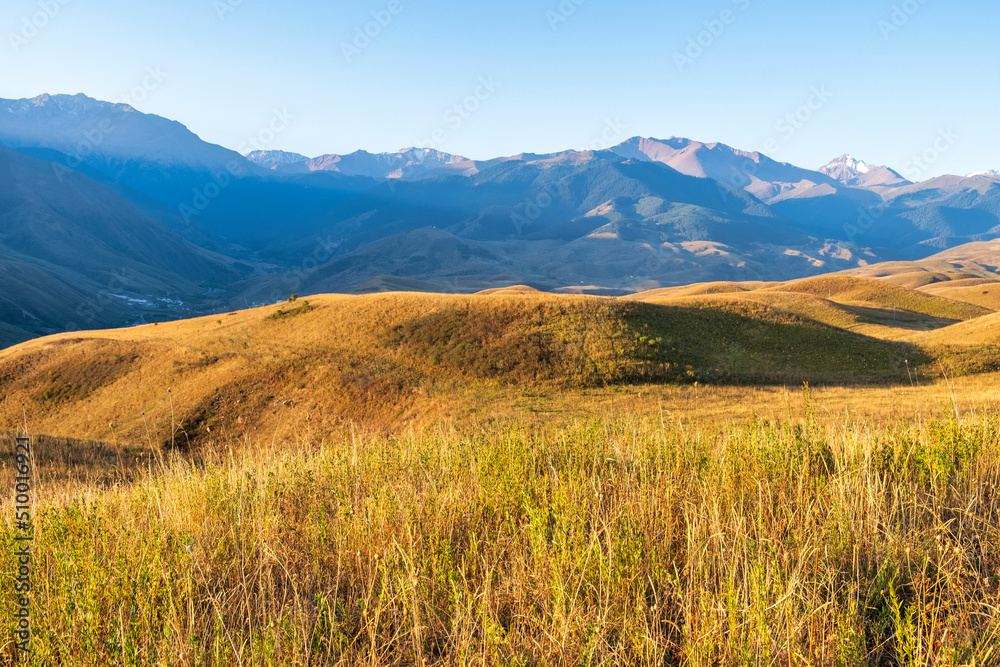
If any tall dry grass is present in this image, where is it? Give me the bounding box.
[3,393,1000,665]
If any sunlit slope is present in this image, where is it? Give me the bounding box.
[919,280,1000,310]
[632,275,992,341]
[834,239,1000,290]
[909,311,1000,347]
[474,285,543,295]
[764,276,991,319]
[626,281,777,299]
[0,292,922,445]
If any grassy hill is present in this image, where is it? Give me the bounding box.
[0,292,927,447]
[761,276,990,320]
[835,240,1000,290]
[2,288,1000,665]
[910,312,1000,347]
[919,280,1000,310]
[632,274,994,342]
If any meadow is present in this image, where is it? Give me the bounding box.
[1,282,999,665]
[3,385,1000,665]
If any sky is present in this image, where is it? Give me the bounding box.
[3,0,998,179]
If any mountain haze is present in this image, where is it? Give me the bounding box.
[819,154,912,191]
[0,145,248,343]
[0,93,998,345]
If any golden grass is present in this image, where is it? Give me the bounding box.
[1,287,1000,663]
[474,285,543,296]
[910,313,1000,348]
[762,276,992,321]
[919,282,1000,311]
[0,291,935,449]
[629,282,777,299]
[633,278,990,342]
[4,391,1000,664]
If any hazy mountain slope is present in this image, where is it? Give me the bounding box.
[0,147,241,283]
[301,148,482,180]
[0,253,119,346]
[0,146,249,341]
[605,138,994,257]
[0,94,267,204]
[253,152,781,255]
[0,94,242,169]
[610,136,856,200]
[876,177,1000,249]
[0,94,380,258]
[230,155,878,296]
[233,228,525,302]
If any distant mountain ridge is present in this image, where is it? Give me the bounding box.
[0,93,252,172]
[244,146,495,180]
[0,92,998,347]
[244,149,309,170]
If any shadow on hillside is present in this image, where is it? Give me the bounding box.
[840,303,962,332]
[389,299,932,387]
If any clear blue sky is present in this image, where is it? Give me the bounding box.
[3,0,998,178]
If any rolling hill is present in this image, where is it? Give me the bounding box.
[835,240,1000,305]
[0,291,929,445]
[631,272,994,342]
[910,311,1000,347]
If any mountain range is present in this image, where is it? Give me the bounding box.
[0,92,998,345]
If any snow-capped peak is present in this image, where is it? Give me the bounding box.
[845,155,870,174]
[244,149,310,169]
[822,154,871,176]
[817,154,912,190]
[967,169,1000,179]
